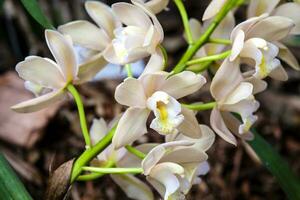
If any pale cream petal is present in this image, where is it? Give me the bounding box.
[178,107,202,138]
[112,3,152,29]
[273,3,300,35]
[222,112,254,141]
[159,71,206,99]
[141,48,164,76]
[45,30,77,82]
[58,20,110,51]
[115,77,147,108]
[85,1,120,38]
[139,72,168,97]
[90,118,108,145]
[16,56,65,89]
[112,107,150,149]
[210,108,237,145]
[247,0,280,18]
[76,53,107,84]
[247,16,295,41]
[197,125,216,151]
[188,18,202,41]
[11,89,65,113]
[211,58,243,101]
[111,174,154,200]
[230,29,245,61]
[275,42,300,70]
[144,0,169,14]
[244,77,267,94]
[222,82,253,105]
[202,0,227,21]
[269,65,288,81]
[149,162,184,200]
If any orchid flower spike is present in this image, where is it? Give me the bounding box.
[58,1,120,82]
[229,14,296,81]
[210,58,266,145]
[11,30,86,113]
[103,1,164,65]
[90,118,154,200]
[142,125,215,200]
[112,71,206,149]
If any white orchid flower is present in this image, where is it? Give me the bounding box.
[229,14,296,81]
[11,30,88,113]
[132,0,170,14]
[202,0,227,21]
[210,58,263,145]
[141,125,215,200]
[103,1,164,65]
[58,1,121,83]
[112,70,206,149]
[90,118,154,200]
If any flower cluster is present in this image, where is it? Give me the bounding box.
[11,0,300,199]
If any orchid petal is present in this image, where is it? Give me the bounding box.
[178,107,202,138]
[230,29,245,61]
[45,30,77,82]
[276,42,300,70]
[142,48,164,76]
[202,0,227,21]
[16,56,65,89]
[11,89,65,113]
[90,118,108,145]
[112,107,150,149]
[247,0,279,18]
[222,82,253,105]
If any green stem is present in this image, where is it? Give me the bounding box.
[125,64,133,78]
[125,145,146,159]
[208,38,232,45]
[187,61,213,73]
[182,102,217,111]
[248,130,300,200]
[173,0,193,45]
[82,167,143,174]
[172,0,239,74]
[77,161,115,181]
[70,124,117,183]
[67,84,91,148]
[159,45,168,69]
[186,50,231,66]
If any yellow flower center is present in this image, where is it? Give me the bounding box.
[157,101,168,124]
[259,55,268,78]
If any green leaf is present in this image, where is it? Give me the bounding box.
[248,130,300,200]
[20,0,54,29]
[0,153,33,200]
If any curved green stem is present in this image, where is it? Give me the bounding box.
[172,0,239,74]
[77,161,115,181]
[182,102,217,111]
[125,64,133,78]
[82,167,143,174]
[70,124,117,183]
[173,0,193,45]
[67,84,91,148]
[159,45,168,69]
[208,38,232,45]
[125,145,146,159]
[186,50,231,66]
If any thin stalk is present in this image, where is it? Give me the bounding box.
[182,102,217,111]
[186,50,231,66]
[173,0,193,45]
[125,64,133,78]
[82,167,143,174]
[208,38,232,45]
[70,124,117,183]
[172,0,239,74]
[77,161,115,181]
[67,84,91,148]
[125,145,146,159]
[187,61,213,73]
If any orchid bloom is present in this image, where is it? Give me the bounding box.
[141,125,215,200]
[210,58,267,145]
[90,118,154,200]
[11,30,86,113]
[112,71,206,149]
[58,1,120,83]
[229,14,296,81]
[202,0,227,21]
[103,1,164,65]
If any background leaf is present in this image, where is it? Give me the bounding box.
[0,153,33,200]
[20,0,54,29]
[248,130,300,200]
